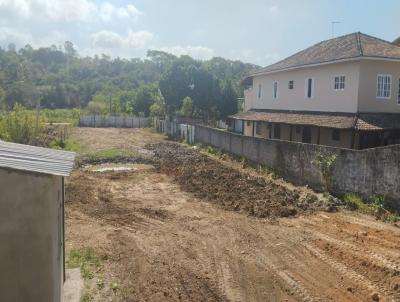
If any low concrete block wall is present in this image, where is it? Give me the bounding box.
[195,125,400,205]
[79,115,149,128]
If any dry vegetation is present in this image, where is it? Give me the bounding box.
[65,127,400,302]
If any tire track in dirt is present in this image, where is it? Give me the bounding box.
[303,244,389,300]
[275,268,322,302]
[250,237,325,302]
[312,230,400,272]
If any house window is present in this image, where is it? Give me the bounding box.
[288,80,294,89]
[398,78,400,104]
[258,84,262,99]
[334,75,345,90]
[377,74,392,98]
[305,78,314,99]
[247,121,251,126]
[273,124,281,139]
[295,125,301,134]
[255,122,262,135]
[273,81,278,99]
[332,129,341,141]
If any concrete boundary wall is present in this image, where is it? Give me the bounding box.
[79,115,149,128]
[195,125,400,206]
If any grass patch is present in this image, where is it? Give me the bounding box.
[344,193,400,222]
[86,148,137,161]
[344,193,371,213]
[50,137,86,153]
[205,145,217,155]
[66,247,102,280]
[40,108,81,125]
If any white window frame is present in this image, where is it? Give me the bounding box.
[258,83,262,99]
[376,74,392,99]
[288,80,294,90]
[273,81,279,100]
[304,77,314,99]
[334,75,345,91]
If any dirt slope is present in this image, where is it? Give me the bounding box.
[65,129,400,301]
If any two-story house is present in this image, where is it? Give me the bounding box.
[227,32,400,149]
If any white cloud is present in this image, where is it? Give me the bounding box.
[0,0,31,17]
[159,45,215,60]
[99,2,142,22]
[92,30,154,54]
[0,26,68,49]
[0,27,33,46]
[228,48,281,65]
[269,5,279,14]
[0,0,141,22]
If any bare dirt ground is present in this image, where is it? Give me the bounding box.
[65,128,400,302]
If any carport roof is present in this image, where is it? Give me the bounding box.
[0,141,75,176]
[228,110,400,131]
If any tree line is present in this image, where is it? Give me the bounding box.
[0,42,258,120]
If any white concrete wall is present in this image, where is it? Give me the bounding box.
[0,168,62,302]
[358,60,400,113]
[244,88,254,111]
[248,61,360,113]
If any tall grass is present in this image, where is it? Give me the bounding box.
[0,103,45,144]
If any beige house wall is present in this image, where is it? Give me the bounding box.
[242,121,353,148]
[244,88,254,111]
[243,121,253,136]
[249,61,360,113]
[253,121,269,139]
[357,60,400,113]
[0,168,63,302]
[319,128,353,148]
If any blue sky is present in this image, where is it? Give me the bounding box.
[0,0,399,66]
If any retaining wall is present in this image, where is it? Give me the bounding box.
[195,125,400,206]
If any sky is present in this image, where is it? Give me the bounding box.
[0,0,399,66]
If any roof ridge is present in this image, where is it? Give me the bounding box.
[359,32,400,48]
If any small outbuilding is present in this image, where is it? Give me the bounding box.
[0,140,75,302]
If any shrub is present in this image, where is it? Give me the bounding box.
[206,146,216,155]
[0,103,45,144]
[344,193,370,213]
[344,193,400,222]
[312,152,337,192]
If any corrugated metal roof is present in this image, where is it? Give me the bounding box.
[0,140,75,176]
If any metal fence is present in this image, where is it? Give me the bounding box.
[79,115,149,128]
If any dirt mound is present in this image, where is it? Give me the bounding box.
[147,142,330,219]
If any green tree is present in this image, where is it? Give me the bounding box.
[149,99,165,117]
[132,84,160,117]
[218,79,239,118]
[178,96,194,117]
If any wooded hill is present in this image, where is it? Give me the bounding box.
[0,42,258,119]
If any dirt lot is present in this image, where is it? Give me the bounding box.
[65,128,400,302]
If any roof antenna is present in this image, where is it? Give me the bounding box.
[331,21,340,38]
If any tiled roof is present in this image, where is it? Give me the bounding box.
[251,32,400,75]
[356,114,400,130]
[228,110,400,131]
